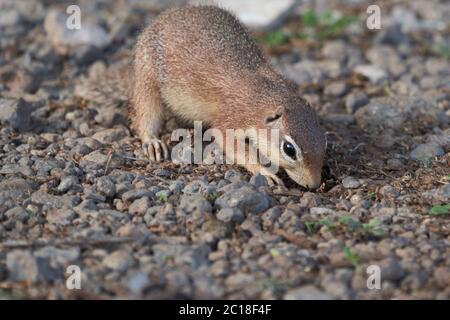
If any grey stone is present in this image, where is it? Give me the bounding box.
[216,207,244,224]
[284,285,332,300]
[282,60,325,85]
[0,98,31,131]
[324,82,348,97]
[152,243,211,268]
[0,9,23,27]
[5,207,29,222]
[345,92,369,114]
[92,127,128,144]
[31,190,80,209]
[81,150,125,168]
[355,96,446,133]
[179,195,212,214]
[57,175,80,193]
[46,208,77,225]
[122,189,155,203]
[6,250,39,283]
[129,197,151,215]
[249,174,268,188]
[216,186,271,214]
[96,176,117,198]
[379,258,405,281]
[354,64,388,84]
[0,164,34,177]
[409,143,445,161]
[342,176,360,189]
[103,250,134,272]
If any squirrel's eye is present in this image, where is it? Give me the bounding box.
[282,141,297,160]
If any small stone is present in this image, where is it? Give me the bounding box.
[96,176,117,198]
[345,92,369,114]
[179,195,212,215]
[250,174,268,188]
[379,258,405,281]
[153,168,171,178]
[6,250,39,283]
[409,143,445,161]
[103,250,133,272]
[169,180,185,194]
[122,189,155,203]
[0,9,23,27]
[215,186,271,214]
[354,96,446,134]
[342,176,360,189]
[284,285,332,300]
[324,82,348,97]
[31,190,80,209]
[310,207,335,215]
[0,98,31,131]
[282,60,325,85]
[46,208,76,225]
[300,192,321,207]
[379,185,399,198]
[216,207,244,224]
[224,169,242,182]
[92,127,128,144]
[387,158,404,170]
[5,207,29,223]
[354,64,388,84]
[129,197,151,215]
[57,175,80,193]
[81,150,124,168]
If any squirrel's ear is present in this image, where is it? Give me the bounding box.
[265,106,284,125]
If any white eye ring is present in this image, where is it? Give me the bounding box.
[280,135,301,162]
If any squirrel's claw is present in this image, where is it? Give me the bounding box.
[143,139,169,162]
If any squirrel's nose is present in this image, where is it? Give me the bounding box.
[304,173,322,190]
[306,180,321,190]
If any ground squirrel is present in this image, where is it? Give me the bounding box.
[108,6,326,189]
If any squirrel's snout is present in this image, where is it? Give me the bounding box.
[304,179,321,190]
[285,168,322,190]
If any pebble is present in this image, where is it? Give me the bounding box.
[354,64,388,83]
[216,207,245,224]
[6,250,39,283]
[342,176,361,189]
[215,186,271,214]
[103,250,134,272]
[324,82,348,97]
[409,143,445,161]
[0,98,31,131]
[284,285,332,300]
[355,96,446,134]
[46,208,77,225]
[345,92,369,114]
[96,176,117,198]
[129,197,151,215]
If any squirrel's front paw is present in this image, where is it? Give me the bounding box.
[142,138,169,162]
[265,173,285,187]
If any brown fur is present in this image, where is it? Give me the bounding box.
[130,6,326,188]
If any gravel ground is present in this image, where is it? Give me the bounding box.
[0,0,449,299]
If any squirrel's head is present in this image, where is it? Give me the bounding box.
[261,97,326,189]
